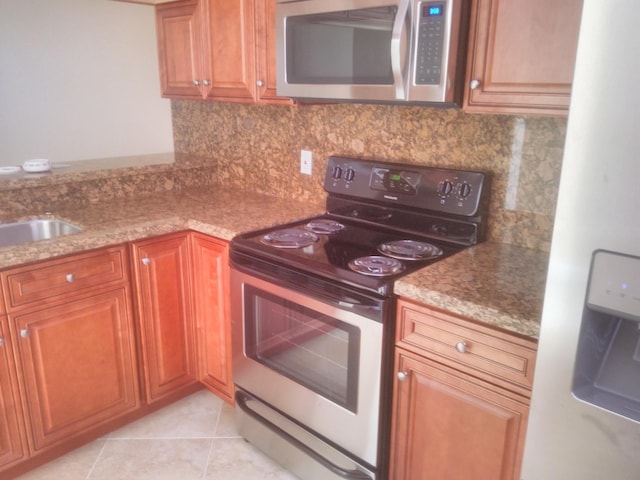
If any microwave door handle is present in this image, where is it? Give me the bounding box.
[391,0,410,100]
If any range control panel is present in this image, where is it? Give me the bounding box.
[324,156,487,217]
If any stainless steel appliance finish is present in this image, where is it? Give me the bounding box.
[275,0,469,105]
[231,156,489,480]
[231,267,385,478]
[522,2,640,478]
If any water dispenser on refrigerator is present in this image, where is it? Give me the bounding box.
[573,250,640,422]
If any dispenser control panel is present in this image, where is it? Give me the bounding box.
[587,250,640,321]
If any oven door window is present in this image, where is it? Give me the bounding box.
[244,285,360,413]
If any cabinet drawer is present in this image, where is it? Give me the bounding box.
[2,246,128,310]
[397,300,537,394]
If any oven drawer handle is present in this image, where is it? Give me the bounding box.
[236,391,373,480]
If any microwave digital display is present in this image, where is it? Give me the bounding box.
[424,5,444,16]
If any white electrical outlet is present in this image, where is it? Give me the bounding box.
[300,150,313,175]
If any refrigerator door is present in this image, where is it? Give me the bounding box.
[521,1,640,479]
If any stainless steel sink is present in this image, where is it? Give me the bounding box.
[0,219,82,248]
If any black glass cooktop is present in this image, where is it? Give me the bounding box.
[230,214,462,296]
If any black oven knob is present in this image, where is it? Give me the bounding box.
[332,166,343,179]
[458,182,472,199]
[345,168,355,182]
[438,180,453,196]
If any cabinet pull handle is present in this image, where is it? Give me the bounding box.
[193,80,201,86]
[141,257,151,266]
[469,79,481,90]
[20,329,29,339]
[66,273,75,283]
[455,341,468,353]
[397,371,409,381]
[256,79,264,87]
[0,337,4,347]
[203,79,211,86]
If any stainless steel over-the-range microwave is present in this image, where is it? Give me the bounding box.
[275,0,470,105]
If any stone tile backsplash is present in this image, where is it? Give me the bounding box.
[172,101,566,252]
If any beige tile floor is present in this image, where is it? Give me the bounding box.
[14,389,299,480]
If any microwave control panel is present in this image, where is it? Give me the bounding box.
[324,156,487,217]
[415,2,447,85]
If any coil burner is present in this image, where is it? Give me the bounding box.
[348,255,405,277]
[306,219,345,234]
[261,229,319,249]
[378,240,443,261]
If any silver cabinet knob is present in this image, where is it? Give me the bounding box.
[141,257,151,266]
[469,79,480,90]
[193,80,201,86]
[66,273,75,283]
[20,329,29,339]
[256,79,265,87]
[203,79,211,86]
[455,341,468,353]
[397,371,409,381]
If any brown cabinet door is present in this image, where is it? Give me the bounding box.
[255,0,292,104]
[190,233,233,403]
[0,316,27,470]
[13,290,139,453]
[390,350,529,480]
[464,0,583,115]
[205,0,256,102]
[156,0,206,99]
[132,233,197,403]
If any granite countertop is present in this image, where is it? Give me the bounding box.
[0,187,325,268]
[0,153,186,191]
[0,184,546,340]
[395,243,547,339]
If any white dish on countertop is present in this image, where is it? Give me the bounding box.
[23,159,51,173]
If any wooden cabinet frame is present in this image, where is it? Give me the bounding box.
[130,232,199,403]
[390,299,537,480]
[464,0,583,115]
[156,0,291,104]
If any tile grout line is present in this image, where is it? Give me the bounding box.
[201,399,225,479]
[85,439,109,480]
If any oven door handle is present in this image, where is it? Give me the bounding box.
[231,260,385,320]
[236,390,373,480]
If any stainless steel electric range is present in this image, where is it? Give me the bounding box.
[230,156,489,480]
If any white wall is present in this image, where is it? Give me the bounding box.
[0,0,173,166]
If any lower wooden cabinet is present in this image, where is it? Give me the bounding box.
[190,233,233,403]
[0,316,27,470]
[390,300,537,480]
[391,350,529,480]
[12,289,140,452]
[131,232,198,403]
[0,245,140,477]
[0,232,233,478]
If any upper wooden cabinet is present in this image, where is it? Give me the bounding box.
[156,0,291,104]
[464,0,583,115]
[205,0,256,102]
[254,0,290,103]
[155,0,204,98]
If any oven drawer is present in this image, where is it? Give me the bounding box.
[396,299,537,395]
